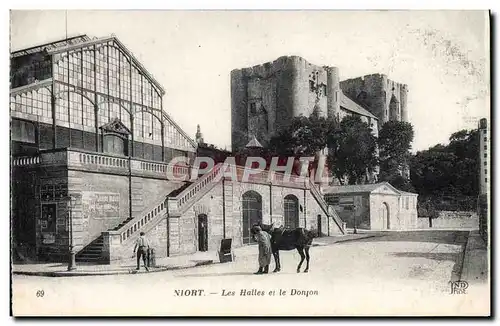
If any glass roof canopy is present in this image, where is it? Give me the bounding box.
[11,35,92,58]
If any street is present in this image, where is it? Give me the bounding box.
[12,230,489,316]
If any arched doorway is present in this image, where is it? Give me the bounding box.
[380,202,390,230]
[242,191,262,244]
[284,194,299,229]
[197,214,208,252]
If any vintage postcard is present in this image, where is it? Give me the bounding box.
[10,10,490,316]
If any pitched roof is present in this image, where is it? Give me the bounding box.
[323,183,387,194]
[246,136,263,148]
[340,92,378,119]
[322,182,416,195]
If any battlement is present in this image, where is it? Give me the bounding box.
[232,55,339,80]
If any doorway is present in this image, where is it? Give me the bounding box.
[284,194,299,229]
[242,191,262,244]
[380,202,390,230]
[198,214,208,252]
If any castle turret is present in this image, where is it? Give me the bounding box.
[290,56,309,118]
[326,66,340,120]
[195,124,204,145]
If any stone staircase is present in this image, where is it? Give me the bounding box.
[308,179,345,234]
[75,235,105,263]
[99,164,224,262]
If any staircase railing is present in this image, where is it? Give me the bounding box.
[106,196,168,245]
[169,163,224,214]
[308,179,345,234]
[104,163,223,251]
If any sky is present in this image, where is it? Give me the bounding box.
[9,10,490,152]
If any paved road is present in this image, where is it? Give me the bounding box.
[12,230,489,316]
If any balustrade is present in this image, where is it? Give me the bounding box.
[12,156,40,166]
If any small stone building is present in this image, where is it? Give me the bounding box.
[323,182,418,231]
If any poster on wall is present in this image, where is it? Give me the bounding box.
[40,203,56,232]
[82,192,120,220]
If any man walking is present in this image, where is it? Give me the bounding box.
[133,232,150,271]
[252,225,272,274]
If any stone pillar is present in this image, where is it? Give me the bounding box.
[102,231,123,262]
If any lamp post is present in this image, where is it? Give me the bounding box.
[327,205,331,237]
[67,195,77,271]
[353,204,358,234]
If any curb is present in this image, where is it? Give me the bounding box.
[333,235,379,244]
[13,260,215,277]
[451,231,471,282]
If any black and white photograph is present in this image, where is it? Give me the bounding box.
[9,9,491,316]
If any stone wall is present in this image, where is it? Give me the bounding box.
[369,194,399,230]
[417,211,479,229]
[131,177,184,217]
[68,170,130,252]
[398,195,418,229]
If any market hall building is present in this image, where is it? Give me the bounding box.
[11,35,345,263]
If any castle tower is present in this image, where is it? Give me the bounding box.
[231,56,337,152]
[195,124,204,145]
[339,74,409,128]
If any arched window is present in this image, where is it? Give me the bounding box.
[242,191,262,244]
[284,194,299,229]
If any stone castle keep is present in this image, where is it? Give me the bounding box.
[231,55,409,151]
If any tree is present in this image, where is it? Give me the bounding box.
[327,115,378,185]
[268,115,336,157]
[266,114,337,176]
[410,129,479,211]
[378,121,415,181]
